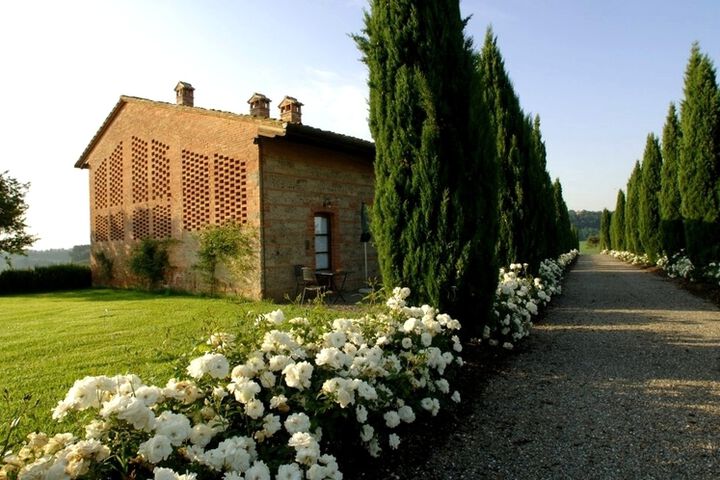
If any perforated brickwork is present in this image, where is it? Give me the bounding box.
[94,159,108,210]
[132,208,150,240]
[153,204,172,239]
[109,212,124,241]
[95,215,109,242]
[214,154,248,224]
[181,150,210,231]
[151,140,171,201]
[109,143,124,207]
[131,137,149,204]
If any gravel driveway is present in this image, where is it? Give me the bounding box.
[349,253,720,479]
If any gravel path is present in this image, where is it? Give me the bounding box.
[351,253,720,479]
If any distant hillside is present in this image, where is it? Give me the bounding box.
[569,210,601,241]
[1,245,90,271]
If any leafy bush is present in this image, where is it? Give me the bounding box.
[195,223,256,295]
[0,265,91,294]
[130,239,172,290]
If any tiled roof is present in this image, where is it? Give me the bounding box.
[74,96,373,168]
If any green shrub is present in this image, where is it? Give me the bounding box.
[0,264,91,294]
[129,239,172,290]
[195,222,256,295]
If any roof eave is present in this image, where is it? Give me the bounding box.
[74,97,128,169]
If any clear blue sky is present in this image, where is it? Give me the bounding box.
[1,0,718,249]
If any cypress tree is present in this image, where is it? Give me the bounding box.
[552,179,574,253]
[355,0,498,337]
[679,43,720,263]
[599,209,612,250]
[660,103,684,255]
[610,189,626,251]
[624,161,643,254]
[639,133,663,261]
[478,29,526,267]
[527,115,556,268]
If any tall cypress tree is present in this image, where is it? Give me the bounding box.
[599,209,612,250]
[679,43,720,263]
[610,189,626,251]
[625,161,643,254]
[355,0,498,337]
[478,29,526,267]
[552,179,574,253]
[639,133,663,261]
[530,115,558,261]
[660,103,684,255]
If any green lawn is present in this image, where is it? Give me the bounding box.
[579,240,601,255]
[0,289,354,437]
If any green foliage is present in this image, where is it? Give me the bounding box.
[355,0,498,337]
[196,222,256,295]
[599,209,612,250]
[0,265,91,294]
[610,190,626,251]
[552,179,575,254]
[0,171,36,258]
[94,250,114,284]
[639,134,663,261]
[129,239,171,290]
[568,210,601,241]
[624,161,643,254]
[659,103,685,255]
[679,43,720,264]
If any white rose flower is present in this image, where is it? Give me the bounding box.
[355,404,368,423]
[388,433,401,450]
[401,337,413,349]
[451,391,461,403]
[284,413,311,434]
[245,399,265,419]
[276,463,303,480]
[282,361,313,390]
[245,460,271,480]
[383,410,401,428]
[259,371,276,388]
[263,414,282,437]
[263,309,285,325]
[421,332,433,347]
[155,411,192,446]
[138,435,173,464]
[288,432,320,466]
[398,405,416,423]
[190,423,215,447]
[360,424,374,442]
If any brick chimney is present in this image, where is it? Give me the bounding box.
[247,93,271,118]
[278,96,303,124]
[175,81,195,107]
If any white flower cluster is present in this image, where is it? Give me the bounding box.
[481,250,578,349]
[0,432,110,479]
[2,288,463,479]
[609,249,719,287]
[603,249,651,266]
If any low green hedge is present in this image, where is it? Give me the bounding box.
[0,264,91,294]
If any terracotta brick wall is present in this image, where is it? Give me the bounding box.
[86,100,264,297]
[260,138,378,300]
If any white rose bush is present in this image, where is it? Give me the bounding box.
[481,250,578,349]
[605,249,720,287]
[1,250,578,479]
[0,288,464,480]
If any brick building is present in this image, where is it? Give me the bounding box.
[75,82,377,300]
